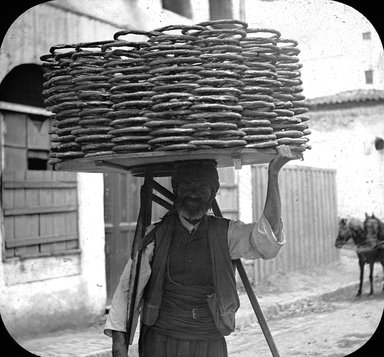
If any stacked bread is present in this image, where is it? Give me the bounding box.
[41,20,311,166]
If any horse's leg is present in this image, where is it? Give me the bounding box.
[357,255,364,296]
[369,260,374,295]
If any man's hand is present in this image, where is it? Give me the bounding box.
[268,145,298,174]
[112,331,128,357]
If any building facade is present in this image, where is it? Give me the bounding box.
[0,0,219,339]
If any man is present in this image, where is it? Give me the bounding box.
[105,145,296,357]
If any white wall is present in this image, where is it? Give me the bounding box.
[296,103,384,220]
[0,172,106,339]
[244,0,384,98]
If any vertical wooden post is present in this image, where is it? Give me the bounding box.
[126,174,153,349]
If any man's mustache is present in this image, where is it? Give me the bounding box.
[181,196,204,205]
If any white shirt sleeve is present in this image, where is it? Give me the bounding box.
[227,213,285,260]
[104,226,156,341]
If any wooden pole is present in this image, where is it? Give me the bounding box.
[211,198,281,357]
[126,174,153,351]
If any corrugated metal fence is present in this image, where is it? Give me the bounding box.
[250,164,339,283]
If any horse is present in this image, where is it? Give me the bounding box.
[335,216,384,296]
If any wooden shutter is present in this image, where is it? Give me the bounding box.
[2,170,79,258]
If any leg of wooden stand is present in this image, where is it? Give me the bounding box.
[211,199,281,357]
[126,175,153,349]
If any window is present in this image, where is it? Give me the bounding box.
[365,70,373,84]
[162,0,192,18]
[362,31,371,40]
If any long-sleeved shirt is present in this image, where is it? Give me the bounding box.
[104,213,285,341]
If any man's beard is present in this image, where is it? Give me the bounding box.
[175,196,212,221]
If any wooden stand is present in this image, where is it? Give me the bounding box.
[126,169,281,357]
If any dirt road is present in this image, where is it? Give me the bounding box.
[227,291,383,357]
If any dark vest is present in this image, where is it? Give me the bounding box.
[140,212,240,336]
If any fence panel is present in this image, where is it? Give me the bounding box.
[251,165,339,282]
[2,170,79,259]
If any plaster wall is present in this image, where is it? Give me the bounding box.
[245,0,384,98]
[296,103,384,220]
[0,172,106,338]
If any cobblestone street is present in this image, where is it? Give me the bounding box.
[226,291,383,356]
[14,255,384,357]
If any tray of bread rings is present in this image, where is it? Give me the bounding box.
[41,20,310,175]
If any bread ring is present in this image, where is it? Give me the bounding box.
[193,87,242,97]
[197,77,244,88]
[209,122,238,130]
[148,73,200,83]
[55,126,81,136]
[292,107,309,115]
[193,95,239,104]
[84,151,114,157]
[54,134,76,142]
[277,137,308,145]
[149,56,201,66]
[148,136,192,144]
[185,112,242,121]
[113,144,150,152]
[147,110,192,118]
[199,69,242,79]
[242,110,276,118]
[241,101,275,109]
[245,141,278,149]
[274,130,303,139]
[274,109,294,117]
[110,92,155,101]
[189,139,247,148]
[80,107,111,116]
[72,127,111,135]
[242,127,273,134]
[110,83,153,92]
[81,143,114,151]
[149,66,204,75]
[112,100,152,109]
[150,128,195,136]
[153,83,199,92]
[79,118,111,126]
[146,119,185,127]
[239,119,271,127]
[56,118,80,128]
[54,142,81,150]
[181,122,210,130]
[152,101,192,110]
[244,134,277,142]
[111,135,153,143]
[55,151,84,159]
[109,126,151,135]
[190,103,242,112]
[75,134,113,143]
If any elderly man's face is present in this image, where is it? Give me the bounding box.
[175,175,213,220]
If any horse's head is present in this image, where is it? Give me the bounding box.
[364,213,380,246]
[335,218,352,248]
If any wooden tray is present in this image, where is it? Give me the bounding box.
[54,147,302,176]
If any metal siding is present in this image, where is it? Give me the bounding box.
[251,165,338,282]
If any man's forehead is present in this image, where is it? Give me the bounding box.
[177,172,212,182]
